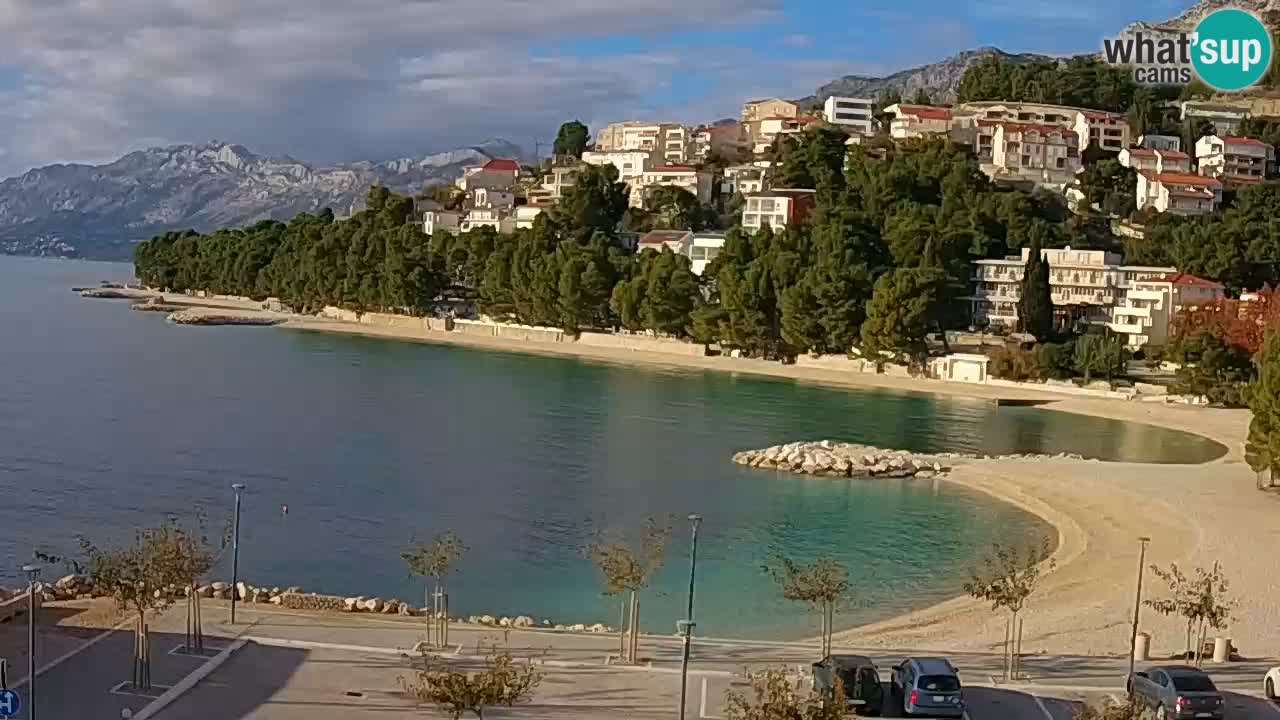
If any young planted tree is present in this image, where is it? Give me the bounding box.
[963,540,1055,680]
[765,556,851,657]
[1144,562,1235,665]
[585,516,673,664]
[403,530,469,649]
[80,519,208,690]
[401,650,543,720]
[170,511,224,654]
[724,667,847,720]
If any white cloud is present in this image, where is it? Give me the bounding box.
[0,0,784,176]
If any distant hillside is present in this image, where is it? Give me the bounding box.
[0,139,526,261]
[806,48,1054,106]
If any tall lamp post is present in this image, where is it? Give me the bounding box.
[1127,536,1152,688]
[230,483,246,625]
[678,514,703,720]
[21,563,40,720]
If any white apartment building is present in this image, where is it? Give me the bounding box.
[1180,101,1249,135]
[454,158,521,192]
[580,149,655,183]
[1195,135,1275,186]
[540,165,578,200]
[722,164,767,196]
[594,121,688,162]
[968,246,1177,348]
[983,122,1082,186]
[884,104,954,139]
[822,96,875,134]
[662,125,690,164]
[1136,172,1223,215]
[749,115,819,156]
[1118,147,1192,174]
[693,122,750,162]
[633,165,713,207]
[963,102,1132,153]
[1110,273,1225,349]
[423,210,461,235]
[513,205,544,230]
[741,189,816,231]
[1138,134,1182,152]
[687,233,725,276]
[742,98,798,124]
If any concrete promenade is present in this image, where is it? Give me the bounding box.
[8,601,1280,719]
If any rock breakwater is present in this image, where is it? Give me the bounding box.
[732,441,1086,479]
[167,308,282,326]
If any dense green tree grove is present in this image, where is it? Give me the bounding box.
[553,120,590,158]
[956,56,1137,112]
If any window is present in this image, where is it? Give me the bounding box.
[1056,157,1066,169]
[759,199,776,212]
[774,214,786,226]
[691,247,706,260]
[918,676,960,692]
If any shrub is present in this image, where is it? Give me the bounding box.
[989,347,1040,382]
[1035,340,1076,380]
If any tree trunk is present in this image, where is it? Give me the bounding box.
[630,593,641,664]
[618,598,626,662]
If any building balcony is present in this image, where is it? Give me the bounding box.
[1113,304,1152,319]
[1108,321,1145,334]
[1127,289,1165,302]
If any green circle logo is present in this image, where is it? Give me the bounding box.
[1192,9,1273,91]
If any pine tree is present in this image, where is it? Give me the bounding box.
[860,268,938,362]
[1018,240,1054,341]
[1247,331,1280,484]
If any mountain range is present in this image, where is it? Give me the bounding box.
[0,0,1267,261]
[0,140,524,260]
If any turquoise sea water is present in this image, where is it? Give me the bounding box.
[0,256,1222,638]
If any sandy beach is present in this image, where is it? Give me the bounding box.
[106,291,1275,658]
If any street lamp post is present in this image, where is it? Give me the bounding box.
[230,483,246,625]
[1127,536,1152,690]
[22,563,40,720]
[678,514,703,720]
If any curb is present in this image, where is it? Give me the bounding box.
[132,638,248,720]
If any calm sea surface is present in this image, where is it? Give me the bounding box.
[0,256,1223,638]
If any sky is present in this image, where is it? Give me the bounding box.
[0,0,1195,178]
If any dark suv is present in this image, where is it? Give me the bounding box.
[890,657,964,717]
[812,654,885,715]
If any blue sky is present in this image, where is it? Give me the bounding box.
[0,0,1196,177]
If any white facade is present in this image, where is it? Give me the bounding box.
[514,205,544,230]
[722,164,766,196]
[1136,172,1223,215]
[741,189,815,230]
[540,165,578,200]
[822,96,875,134]
[423,210,461,235]
[595,121,687,160]
[693,123,750,162]
[983,122,1082,186]
[1195,135,1274,185]
[742,98,799,124]
[581,149,654,183]
[962,102,1132,153]
[662,125,690,164]
[884,104,954,140]
[687,233,725,276]
[1180,102,1249,135]
[1109,273,1225,348]
[968,246,1177,347]
[634,166,712,208]
[1118,147,1192,174]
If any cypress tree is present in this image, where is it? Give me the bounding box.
[1018,240,1054,341]
[1247,331,1280,484]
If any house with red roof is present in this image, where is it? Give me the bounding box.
[1195,135,1275,186]
[884,104,955,140]
[1119,147,1191,174]
[632,165,713,208]
[1115,272,1226,349]
[984,122,1081,187]
[1137,171,1223,215]
[454,157,521,193]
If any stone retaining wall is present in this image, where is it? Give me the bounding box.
[359,312,425,332]
[575,331,707,356]
[281,592,347,612]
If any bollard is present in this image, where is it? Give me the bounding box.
[1212,637,1230,663]
[1134,632,1151,662]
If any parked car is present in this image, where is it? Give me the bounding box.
[811,654,885,715]
[890,657,964,718]
[1127,665,1225,720]
[1264,665,1280,700]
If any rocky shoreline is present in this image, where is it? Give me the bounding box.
[167,308,282,326]
[130,297,185,313]
[732,441,1085,478]
[24,575,615,634]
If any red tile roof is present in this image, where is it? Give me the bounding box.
[1156,272,1224,288]
[1158,149,1190,160]
[1225,174,1265,183]
[481,158,520,172]
[1083,110,1125,122]
[897,105,952,121]
[649,164,697,172]
[1127,148,1157,157]
[1146,171,1223,188]
[1221,136,1271,147]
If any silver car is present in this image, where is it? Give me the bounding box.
[890,657,964,718]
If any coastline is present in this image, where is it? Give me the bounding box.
[105,291,1271,657]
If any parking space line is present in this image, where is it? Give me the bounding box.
[1033,694,1055,720]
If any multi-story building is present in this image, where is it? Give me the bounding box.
[1138,134,1182,152]
[1110,273,1225,349]
[741,189,816,231]
[968,246,1177,347]
[1180,101,1249,135]
[749,115,820,156]
[1195,135,1275,186]
[454,158,521,192]
[962,102,1132,153]
[982,122,1082,186]
[822,96,875,134]
[1118,147,1192,174]
[1136,172,1223,215]
[883,104,954,139]
[513,205,544,230]
[633,165,713,208]
[687,233,726,276]
[580,149,655,183]
[594,121,687,158]
[539,165,578,201]
[692,122,750,163]
[741,98,799,124]
[637,230,692,254]
[423,210,461,235]
[722,164,767,196]
[662,125,690,164]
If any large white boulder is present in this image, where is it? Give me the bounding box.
[513,616,534,628]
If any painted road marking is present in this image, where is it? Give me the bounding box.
[1033,693,1055,720]
[109,681,173,698]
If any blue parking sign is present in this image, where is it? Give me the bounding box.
[0,688,20,717]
